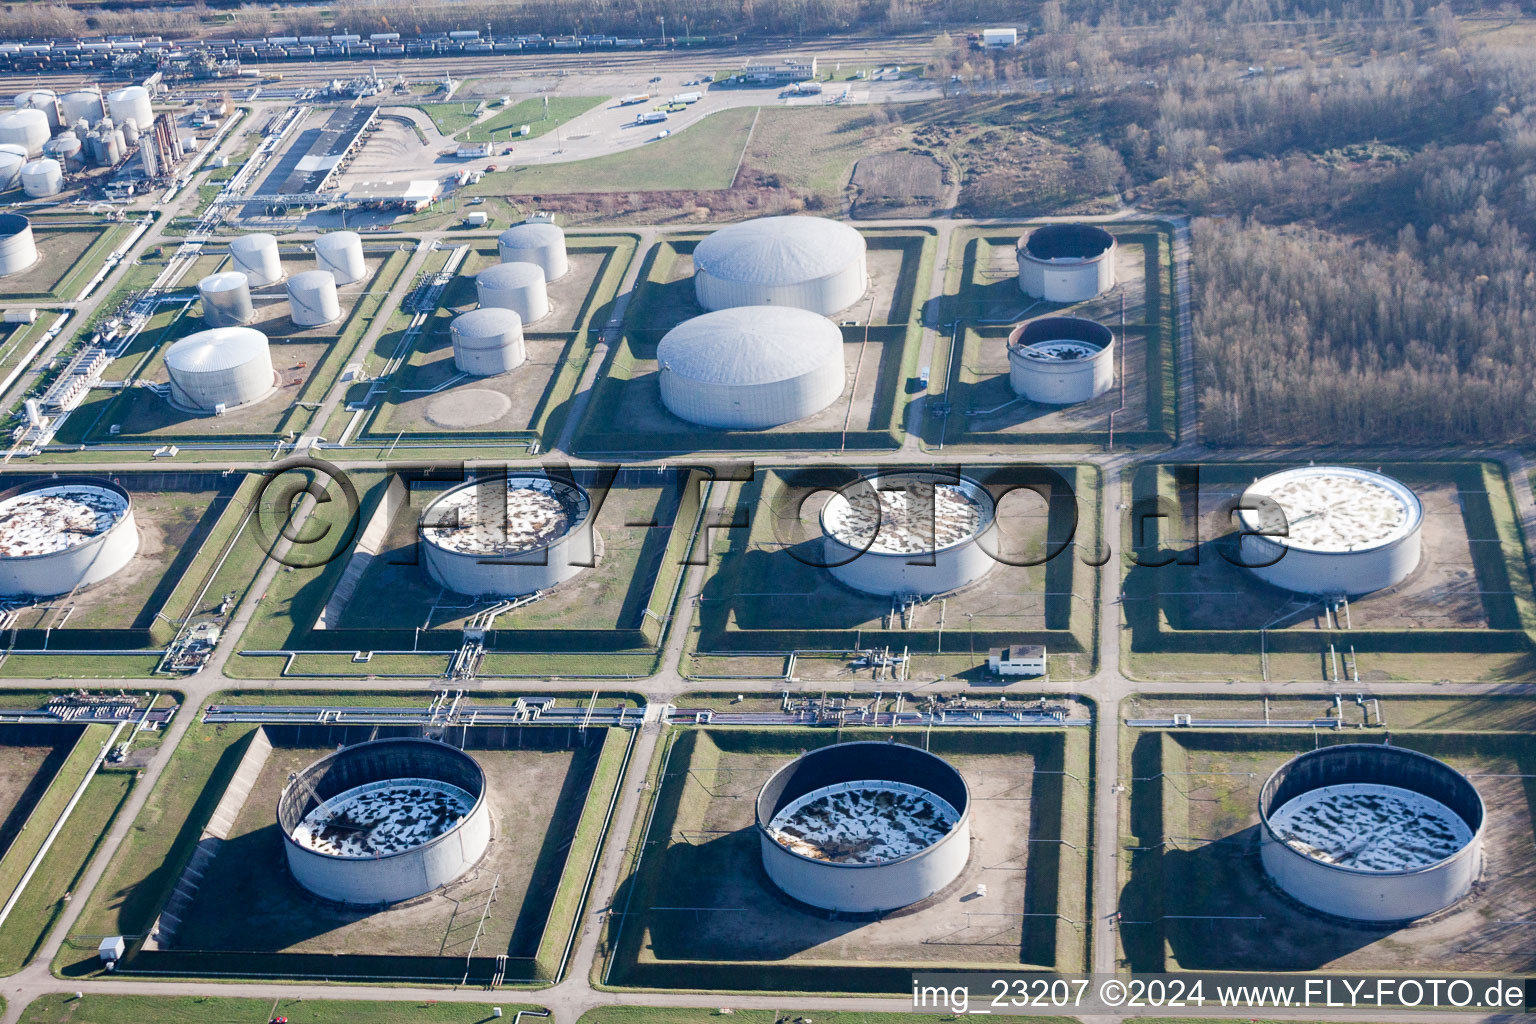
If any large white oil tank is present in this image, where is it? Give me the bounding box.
[1007,315,1115,404]
[198,271,255,327]
[821,472,998,597]
[498,220,568,280]
[229,233,283,287]
[286,270,341,327]
[475,261,549,324]
[1016,223,1117,303]
[20,159,63,198]
[693,215,868,316]
[13,90,59,130]
[164,326,277,413]
[0,150,25,190]
[314,231,366,284]
[450,307,525,376]
[0,214,38,278]
[0,109,51,158]
[657,306,846,429]
[0,478,139,598]
[60,89,105,125]
[105,86,153,133]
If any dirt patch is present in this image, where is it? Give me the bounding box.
[851,151,947,218]
[424,388,513,428]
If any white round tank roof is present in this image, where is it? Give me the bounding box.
[453,306,522,335]
[694,216,865,286]
[230,233,277,254]
[166,327,270,373]
[477,261,544,288]
[498,221,563,249]
[657,306,843,386]
[1237,466,1421,553]
[200,271,248,292]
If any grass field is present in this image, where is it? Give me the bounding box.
[414,101,480,136]
[0,725,112,919]
[460,95,608,143]
[470,107,756,194]
[580,1011,1075,1024]
[19,995,544,1024]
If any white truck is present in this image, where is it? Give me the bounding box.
[619,93,651,105]
[636,110,667,124]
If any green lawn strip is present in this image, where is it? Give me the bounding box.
[459,95,608,143]
[415,102,480,136]
[469,107,757,194]
[533,728,631,978]
[0,655,164,679]
[147,475,264,646]
[20,994,545,1024]
[0,724,113,911]
[0,769,134,974]
[580,1012,1064,1024]
[207,690,641,710]
[50,222,132,301]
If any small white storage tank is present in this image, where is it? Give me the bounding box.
[229,233,283,286]
[0,214,38,277]
[197,271,255,327]
[44,133,82,170]
[20,159,63,198]
[13,90,59,129]
[475,261,549,324]
[0,109,50,158]
[1236,466,1423,597]
[0,478,139,597]
[121,118,140,146]
[60,89,105,125]
[693,215,868,316]
[657,306,846,429]
[497,220,568,280]
[314,231,366,284]
[821,472,997,597]
[164,326,277,413]
[286,270,341,327]
[0,150,22,190]
[450,307,525,376]
[1007,316,1115,404]
[105,86,153,133]
[421,474,596,597]
[1016,223,1117,303]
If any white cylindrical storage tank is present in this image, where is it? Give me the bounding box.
[1236,466,1423,597]
[229,233,283,286]
[198,271,254,327]
[278,739,492,906]
[821,472,997,597]
[1259,743,1484,923]
[164,326,277,413]
[475,261,549,324]
[657,306,846,429]
[60,89,105,125]
[0,214,38,277]
[105,86,153,133]
[756,741,972,913]
[420,474,596,597]
[1016,223,1117,303]
[121,118,139,146]
[0,150,21,190]
[13,90,59,130]
[0,478,139,597]
[44,133,82,170]
[314,231,366,284]
[450,307,525,376]
[20,159,62,198]
[1007,315,1115,404]
[497,221,568,281]
[0,109,51,158]
[693,215,868,316]
[286,269,341,327]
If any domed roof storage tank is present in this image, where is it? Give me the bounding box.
[198,271,255,327]
[1259,743,1484,922]
[756,741,972,913]
[1236,466,1422,597]
[497,220,568,281]
[19,159,62,198]
[0,109,51,158]
[59,89,105,125]
[693,215,868,316]
[105,86,153,133]
[0,478,139,598]
[278,738,492,906]
[164,327,277,413]
[1016,223,1117,303]
[286,270,341,327]
[314,230,366,285]
[13,90,59,130]
[420,473,596,598]
[821,472,997,597]
[656,306,846,429]
[0,214,38,278]
[44,133,82,171]
[1007,315,1115,404]
[229,233,283,287]
[0,150,22,191]
[475,261,549,324]
[450,307,525,377]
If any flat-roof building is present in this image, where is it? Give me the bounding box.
[988,644,1047,677]
[739,57,817,83]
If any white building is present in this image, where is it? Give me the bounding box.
[988,644,1047,677]
[739,57,818,83]
[982,28,1019,47]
